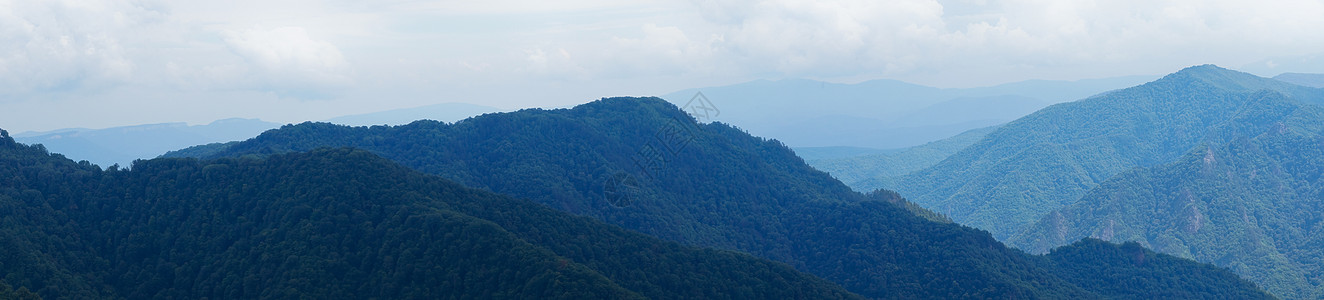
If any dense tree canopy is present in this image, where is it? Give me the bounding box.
[814,64,1324,299]
[168,96,1273,299]
[0,133,860,299]
[873,65,1324,242]
[1013,90,1324,299]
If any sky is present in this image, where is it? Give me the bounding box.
[3,0,1324,133]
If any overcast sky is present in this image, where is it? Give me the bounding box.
[3,0,1324,133]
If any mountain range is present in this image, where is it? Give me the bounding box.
[1009,74,1324,299]
[804,126,996,186]
[661,75,1155,149]
[163,97,1271,299]
[10,74,1151,170]
[3,67,1306,298]
[10,103,505,168]
[12,118,279,168]
[321,102,505,127]
[839,65,1324,298]
[0,128,861,299]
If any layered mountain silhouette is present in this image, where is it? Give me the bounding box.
[322,102,505,127]
[661,76,1153,149]
[167,97,1271,299]
[857,65,1324,298]
[806,126,996,186]
[12,118,279,167]
[864,65,1324,239]
[7,103,503,169]
[1011,83,1324,298]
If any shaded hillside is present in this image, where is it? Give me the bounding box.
[168,97,1272,299]
[1046,239,1274,299]
[870,65,1324,241]
[1011,90,1324,299]
[0,129,860,300]
[0,281,42,300]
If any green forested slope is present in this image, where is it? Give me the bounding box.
[870,65,1324,240]
[1047,239,1275,300]
[167,97,1272,299]
[1011,91,1324,299]
[0,129,859,300]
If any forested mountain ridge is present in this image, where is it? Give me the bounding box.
[869,65,1324,241]
[168,97,1273,299]
[1010,89,1324,299]
[0,129,861,299]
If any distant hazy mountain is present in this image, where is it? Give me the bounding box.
[1009,84,1324,299]
[13,118,279,167]
[866,65,1324,298]
[167,97,1272,299]
[661,75,1154,149]
[7,103,502,168]
[870,65,1324,242]
[323,102,504,126]
[806,126,997,186]
[791,146,895,161]
[1274,72,1324,88]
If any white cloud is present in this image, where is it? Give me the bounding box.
[0,0,147,96]
[518,0,1324,85]
[707,0,948,75]
[608,24,722,74]
[523,24,724,79]
[221,26,351,91]
[5,0,1324,133]
[520,47,582,78]
[0,0,357,100]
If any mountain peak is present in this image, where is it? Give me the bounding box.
[1178,64,1227,72]
[1167,64,1253,83]
[583,96,674,108]
[573,96,696,121]
[1157,64,1301,94]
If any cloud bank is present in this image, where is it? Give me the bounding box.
[522,0,1324,85]
[2,0,1323,132]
